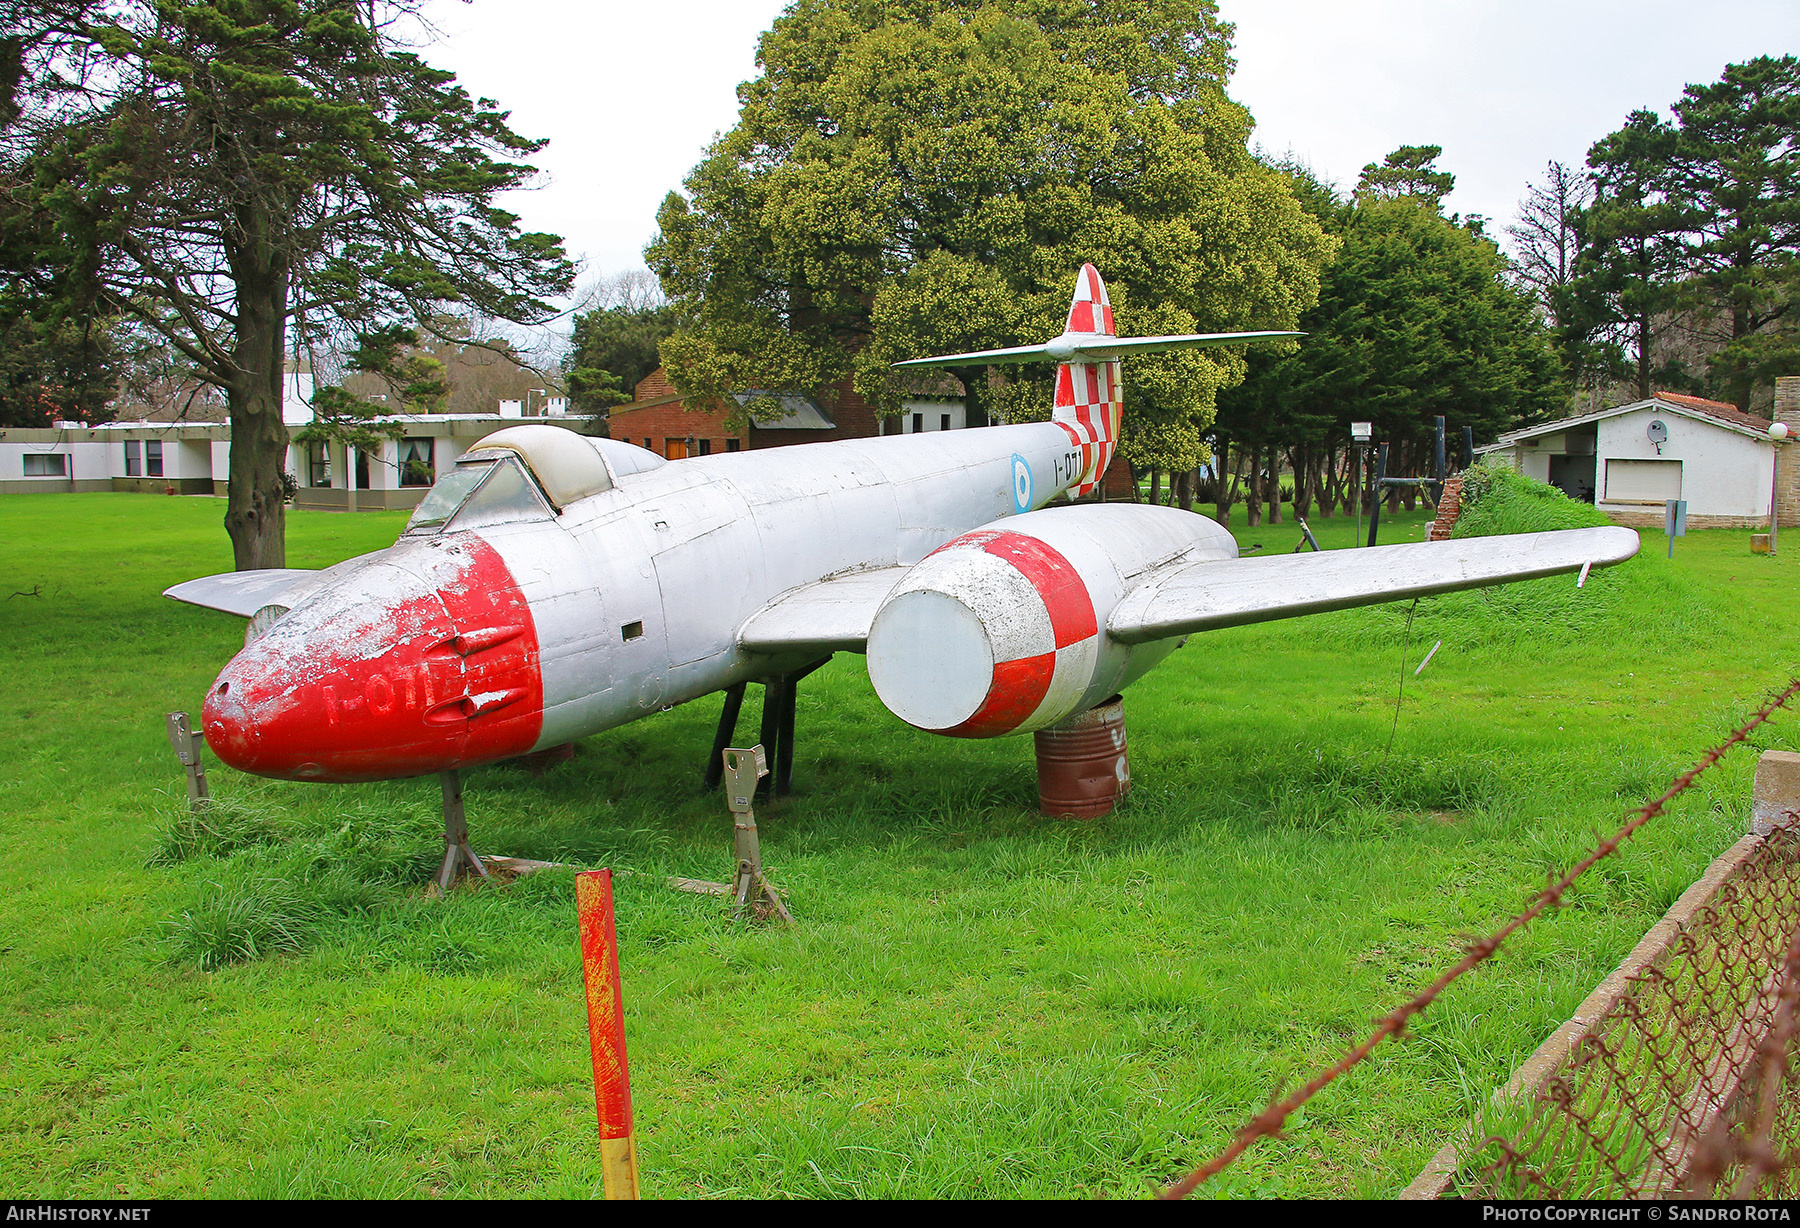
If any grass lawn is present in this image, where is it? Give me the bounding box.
[1,491,1795,1199]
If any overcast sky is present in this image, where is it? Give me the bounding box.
[416,0,1800,301]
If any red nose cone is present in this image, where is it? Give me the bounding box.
[202,534,544,782]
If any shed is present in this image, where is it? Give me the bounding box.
[1476,391,1797,529]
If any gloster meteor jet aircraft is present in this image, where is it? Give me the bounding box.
[169,265,1639,795]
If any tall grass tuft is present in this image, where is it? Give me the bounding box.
[164,876,321,970]
[149,794,289,864]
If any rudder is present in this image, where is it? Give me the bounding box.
[1053,264,1122,499]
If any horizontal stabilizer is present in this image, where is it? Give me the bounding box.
[1108,526,1641,644]
[737,566,911,654]
[163,568,326,618]
[893,330,1301,369]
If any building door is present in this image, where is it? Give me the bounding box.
[1549,454,1597,503]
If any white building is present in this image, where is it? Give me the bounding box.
[1477,389,1799,529]
[0,402,600,511]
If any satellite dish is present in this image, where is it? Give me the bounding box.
[1647,420,1668,453]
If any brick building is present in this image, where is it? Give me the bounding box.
[606,368,891,458]
[606,366,1136,499]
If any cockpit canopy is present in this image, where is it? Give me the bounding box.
[403,424,665,536]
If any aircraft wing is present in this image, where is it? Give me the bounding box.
[163,568,327,617]
[737,566,912,654]
[1108,526,1640,644]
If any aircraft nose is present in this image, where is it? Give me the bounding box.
[200,535,544,783]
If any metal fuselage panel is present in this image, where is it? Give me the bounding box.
[476,422,1088,750]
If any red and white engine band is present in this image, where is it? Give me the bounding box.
[867,529,1101,738]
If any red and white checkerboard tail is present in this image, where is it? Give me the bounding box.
[1053,264,1122,499]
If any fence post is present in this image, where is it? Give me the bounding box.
[1752,751,1800,836]
[576,869,639,1199]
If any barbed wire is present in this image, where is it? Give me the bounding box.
[1159,677,1800,1200]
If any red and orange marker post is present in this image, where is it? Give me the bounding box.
[576,869,639,1199]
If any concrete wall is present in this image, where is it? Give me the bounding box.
[1595,407,1771,521]
[1518,449,1551,484]
[899,400,966,433]
[0,437,114,492]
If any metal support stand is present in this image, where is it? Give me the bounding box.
[435,768,489,891]
[757,676,789,799]
[1433,415,1446,501]
[704,683,747,790]
[1367,442,1388,548]
[722,746,792,924]
[165,711,210,811]
[708,656,830,800]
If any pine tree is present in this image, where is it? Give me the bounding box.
[9,1,572,567]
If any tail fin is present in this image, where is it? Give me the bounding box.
[1053,264,1120,498]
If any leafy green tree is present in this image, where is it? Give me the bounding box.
[1659,55,1800,410]
[1355,144,1457,207]
[650,0,1332,460]
[566,302,675,412]
[0,115,117,425]
[1217,183,1565,518]
[1577,110,1685,401]
[11,1,571,567]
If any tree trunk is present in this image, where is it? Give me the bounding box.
[1318,447,1340,518]
[1291,446,1312,519]
[1148,467,1162,506]
[1245,444,1262,527]
[1213,437,1233,526]
[1176,467,1195,511]
[223,205,290,571]
[950,366,991,428]
[1267,466,1282,524]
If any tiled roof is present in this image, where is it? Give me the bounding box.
[1653,390,1773,433]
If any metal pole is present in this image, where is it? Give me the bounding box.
[1368,443,1388,548]
[1353,444,1364,547]
[1433,417,1446,497]
[1462,426,1475,471]
[1772,445,1782,556]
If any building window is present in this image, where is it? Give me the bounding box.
[912,413,923,433]
[697,438,712,456]
[309,441,331,487]
[726,439,741,453]
[23,453,66,476]
[399,438,434,487]
[941,413,951,432]
[145,440,164,477]
[124,441,141,477]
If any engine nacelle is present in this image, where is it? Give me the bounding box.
[867,504,1237,737]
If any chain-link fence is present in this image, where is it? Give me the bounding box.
[1447,826,1800,1198]
[1162,679,1800,1200]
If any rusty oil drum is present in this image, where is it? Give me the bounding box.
[1033,695,1129,819]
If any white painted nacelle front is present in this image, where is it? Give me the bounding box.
[865,504,1239,738]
